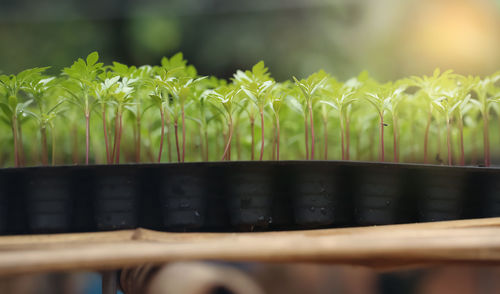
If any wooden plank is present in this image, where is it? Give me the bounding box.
[0,218,499,276]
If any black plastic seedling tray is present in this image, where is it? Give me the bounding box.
[0,161,498,235]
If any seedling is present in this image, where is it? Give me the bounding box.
[206,85,240,160]
[62,52,103,164]
[0,52,498,167]
[234,61,274,161]
[293,71,328,160]
[0,67,49,166]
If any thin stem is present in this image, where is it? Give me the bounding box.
[51,126,56,166]
[276,116,280,161]
[250,118,255,160]
[166,112,172,162]
[345,116,350,160]
[111,111,119,162]
[259,109,265,161]
[40,125,48,165]
[423,110,432,164]
[17,120,24,166]
[393,115,398,163]
[174,120,181,162]
[304,113,309,160]
[221,117,233,161]
[323,119,328,160]
[158,108,165,163]
[271,123,276,160]
[446,115,452,166]
[204,127,209,161]
[236,124,242,160]
[181,104,186,162]
[85,112,90,165]
[102,106,111,164]
[356,133,361,160]
[309,104,315,160]
[458,115,465,166]
[483,110,490,167]
[115,112,123,164]
[339,114,345,160]
[135,112,141,163]
[12,116,19,167]
[379,114,385,162]
[72,124,79,164]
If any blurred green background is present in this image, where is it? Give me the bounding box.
[1,0,499,81]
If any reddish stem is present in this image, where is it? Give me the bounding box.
[72,124,79,164]
[204,128,209,161]
[458,117,465,166]
[276,117,280,161]
[393,116,398,163]
[135,113,141,163]
[323,119,328,160]
[12,117,19,167]
[345,117,350,160]
[221,117,233,161]
[40,126,48,165]
[259,109,265,161]
[423,110,432,164]
[157,109,165,163]
[174,120,181,163]
[17,121,24,166]
[250,119,255,161]
[339,115,345,160]
[304,114,309,160]
[85,112,90,165]
[102,108,111,164]
[111,112,119,161]
[115,113,123,164]
[181,104,186,162]
[446,116,452,166]
[51,126,56,166]
[379,114,385,162]
[484,112,490,167]
[271,123,276,160]
[309,104,315,160]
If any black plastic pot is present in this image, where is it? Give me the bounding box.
[478,173,500,219]
[159,171,207,231]
[417,169,465,222]
[270,170,294,230]
[25,170,73,233]
[354,167,403,226]
[93,169,138,231]
[227,165,274,231]
[204,178,230,232]
[1,160,500,235]
[0,176,8,234]
[292,165,347,228]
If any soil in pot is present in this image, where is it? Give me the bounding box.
[417,169,465,222]
[354,167,403,226]
[25,170,73,233]
[93,169,138,231]
[227,167,274,231]
[292,166,349,228]
[159,170,207,231]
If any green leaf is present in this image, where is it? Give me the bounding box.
[0,102,12,118]
[86,52,99,66]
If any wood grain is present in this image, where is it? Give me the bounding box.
[0,218,499,276]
